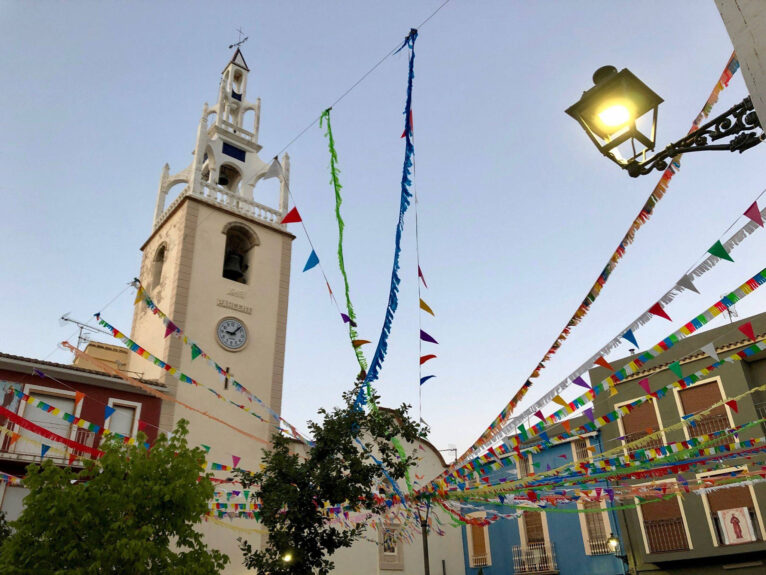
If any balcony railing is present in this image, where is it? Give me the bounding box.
[643,518,689,553]
[685,413,730,441]
[624,431,663,454]
[469,553,489,567]
[587,538,612,555]
[512,542,558,574]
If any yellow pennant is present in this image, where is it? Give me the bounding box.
[552,395,569,408]
[419,299,435,316]
[133,287,145,305]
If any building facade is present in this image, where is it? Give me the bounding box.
[590,312,766,575]
[0,350,162,521]
[461,416,625,575]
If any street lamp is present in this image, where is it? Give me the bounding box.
[607,532,629,572]
[566,65,765,177]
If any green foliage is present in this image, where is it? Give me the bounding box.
[0,419,228,575]
[236,384,427,575]
[0,513,10,548]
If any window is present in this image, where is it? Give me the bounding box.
[152,244,166,288]
[636,481,691,553]
[16,388,76,460]
[379,523,404,570]
[0,485,29,521]
[523,511,545,544]
[578,500,611,555]
[222,224,257,284]
[675,379,732,441]
[466,512,491,567]
[618,397,664,454]
[516,453,533,478]
[698,468,764,546]
[515,511,556,573]
[572,437,590,462]
[106,399,141,437]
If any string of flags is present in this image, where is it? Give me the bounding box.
[452,52,743,475]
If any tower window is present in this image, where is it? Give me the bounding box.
[222,225,257,284]
[152,244,166,288]
[217,163,242,191]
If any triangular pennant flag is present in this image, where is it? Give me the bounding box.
[676,274,700,294]
[232,455,241,469]
[419,299,435,316]
[552,395,569,408]
[572,376,591,390]
[280,207,302,224]
[302,250,319,272]
[401,109,413,138]
[700,342,719,362]
[420,330,438,344]
[622,329,639,349]
[744,201,763,227]
[40,444,50,458]
[638,378,651,395]
[138,420,149,433]
[534,410,545,421]
[594,357,614,372]
[561,420,571,434]
[418,266,428,288]
[104,405,116,420]
[191,344,202,361]
[420,354,437,365]
[8,433,19,447]
[201,444,211,453]
[68,453,77,466]
[738,321,756,342]
[262,157,283,180]
[584,408,595,422]
[420,375,436,386]
[725,400,739,413]
[668,361,683,379]
[133,287,145,305]
[352,340,371,348]
[647,302,671,322]
[75,391,85,406]
[708,240,734,262]
[164,321,177,338]
[341,313,357,327]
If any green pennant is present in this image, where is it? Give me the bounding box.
[191,344,202,361]
[201,444,211,453]
[668,361,683,379]
[708,240,733,262]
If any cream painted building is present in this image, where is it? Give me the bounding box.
[125,49,466,574]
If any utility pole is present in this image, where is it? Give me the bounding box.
[418,500,431,575]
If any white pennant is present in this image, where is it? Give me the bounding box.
[676,274,700,294]
[700,342,719,362]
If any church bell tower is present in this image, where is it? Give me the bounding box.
[128,49,293,567]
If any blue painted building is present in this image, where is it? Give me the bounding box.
[460,417,626,575]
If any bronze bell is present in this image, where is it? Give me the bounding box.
[223,252,245,281]
[218,174,229,187]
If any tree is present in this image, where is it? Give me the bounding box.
[0,419,228,575]
[236,384,427,575]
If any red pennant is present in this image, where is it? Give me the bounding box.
[594,356,614,372]
[725,400,738,413]
[420,354,437,365]
[418,266,428,288]
[648,302,671,322]
[744,201,763,227]
[68,453,77,466]
[164,321,177,338]
[738,321,756,342]
[638,378,651,395]
[401,109,413,138]
[280,207,302,224]
[534,410,545,421]
[232,455,241,468]
[138,420,149,433]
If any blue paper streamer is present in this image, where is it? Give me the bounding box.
[359,29,418,405]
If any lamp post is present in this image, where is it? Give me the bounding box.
[607,532,630,573]
[566,66,764,177]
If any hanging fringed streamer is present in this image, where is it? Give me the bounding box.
[320,109,368,374]
[360,28,419,402]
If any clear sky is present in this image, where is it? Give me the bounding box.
[2,1,766,456]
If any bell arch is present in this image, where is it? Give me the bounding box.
[221,222,259,284]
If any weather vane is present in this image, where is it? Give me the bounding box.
[228,27,248,50]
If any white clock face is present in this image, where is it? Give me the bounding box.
[216,317,247,351]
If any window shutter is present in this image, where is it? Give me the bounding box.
[622,401,659,435]
[524,511,545,543]
[471,524,486,556]
[679,382,725,416]
[707,486,753,512]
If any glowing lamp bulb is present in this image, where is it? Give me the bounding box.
[283,553,293,563]
[598,104,631,127]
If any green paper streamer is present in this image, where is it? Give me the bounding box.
[320,108,368,374]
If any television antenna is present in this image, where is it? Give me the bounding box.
[721,294,739,323]
[228,28,248,50]
[59,314,113,350]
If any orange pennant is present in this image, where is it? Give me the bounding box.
[352,340,371,348]
[561,420,571,434]
[75,391,85,406]
[594,356,614,372]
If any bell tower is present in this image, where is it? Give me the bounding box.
[128,49,293,568]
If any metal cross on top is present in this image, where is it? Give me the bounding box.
[228,27,248,50]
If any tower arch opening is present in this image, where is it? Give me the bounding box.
[217,163,242,193]
[152,243,167,289]
[221,223,258,284]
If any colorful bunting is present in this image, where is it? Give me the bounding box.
[572,376,591,390]
[638,378,651,395]
[104,405,116,420]
[708,240,734,262]
[668,361,683,379]
[303,250,319,272]
[648,302,671,322]
[419,299,435,316]
[75,391,85,406]
[738,321,756,342]
[552,395,569,408]
[280,207,302,224]
[191,344,202,361]
[622,329,639,349]
[232,455,241,469]
[40,444,50,458]
[584,408,594,423]
[594,357,614,372]
[676,274,700,295]
[700,342,719,362]
[725,400,739,414]
[164,321,177,338]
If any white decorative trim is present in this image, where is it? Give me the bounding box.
[465,511,492,567]
[105,398,142,438]
[615,395,666,456]
[671,376,734,441]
